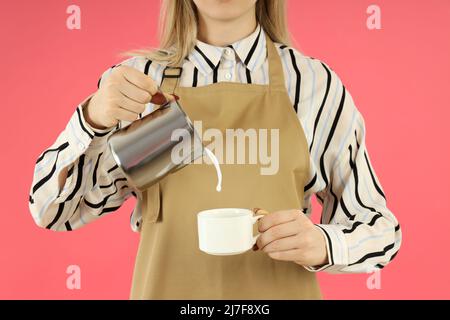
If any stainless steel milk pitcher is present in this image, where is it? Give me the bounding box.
[107,99,204,192]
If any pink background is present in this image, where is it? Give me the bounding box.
[1,0,449,299]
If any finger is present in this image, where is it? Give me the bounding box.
[257,220,300,249]
[121,66,158,94]
[114,106,139,122]
[252,208,270,215]
[164,92,177,102]
[267,249,303,262]
[258,209,302,232]
[261,235,300,253]
[118,79,152,104]
[117,95,146,114]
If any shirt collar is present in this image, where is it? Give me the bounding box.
[187,23,266,76]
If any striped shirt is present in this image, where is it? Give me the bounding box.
[28,23,401,273]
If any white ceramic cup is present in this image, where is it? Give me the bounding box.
[197,208,264,255]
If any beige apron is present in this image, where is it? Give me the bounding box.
[130,34,322,299]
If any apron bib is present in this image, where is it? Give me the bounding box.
[130,34,321,299]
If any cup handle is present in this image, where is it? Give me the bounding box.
[252,214,265,244]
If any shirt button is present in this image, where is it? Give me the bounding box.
[225,48,233,56]
[78,142,85,150]
[225,73,232,80]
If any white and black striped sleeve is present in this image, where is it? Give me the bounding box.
[301,60,402,273]
[28,58,140,231]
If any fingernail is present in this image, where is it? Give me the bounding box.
[151,91,167,105]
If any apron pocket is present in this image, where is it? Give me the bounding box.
[141,182,161,224]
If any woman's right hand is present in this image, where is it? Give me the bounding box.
[83,64,176,130]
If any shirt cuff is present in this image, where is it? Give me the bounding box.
[303,224,349,273]
[65,94,113,154]
[79,94,115,137]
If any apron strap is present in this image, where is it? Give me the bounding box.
[264,33,286,91]
[159,66,183,94]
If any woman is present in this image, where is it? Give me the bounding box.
[29,0,401,299]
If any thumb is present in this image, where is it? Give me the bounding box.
[163,92,180,102]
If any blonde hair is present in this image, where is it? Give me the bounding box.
[121,0,291,67]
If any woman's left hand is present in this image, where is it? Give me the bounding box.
[255,209,328,268]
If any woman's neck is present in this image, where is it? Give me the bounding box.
[196,11,257,47]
